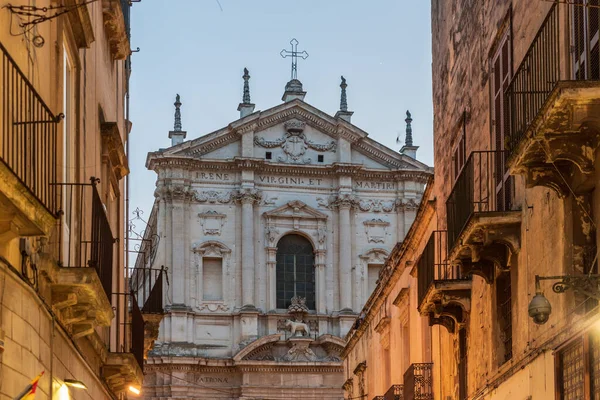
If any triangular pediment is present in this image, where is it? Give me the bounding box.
[156,99,429,171]
[264,200,328,221]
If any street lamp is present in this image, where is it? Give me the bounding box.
[528,274,600,325]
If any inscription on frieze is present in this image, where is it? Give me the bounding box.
[196,376,230,384]
[257,175,328,187]
[196,172,233,181]
[354,181,396,190]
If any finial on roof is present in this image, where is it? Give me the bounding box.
[405,110,413,147]
[174,94,182,132]
[238,68,256,118]
[334,75,353,123]
[242,68,251,104]
[340,76,348,112]
[399,110,418,159]
[169,94,187,146]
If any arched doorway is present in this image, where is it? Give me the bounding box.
[276,234,315,309]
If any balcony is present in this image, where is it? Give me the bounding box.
[131,266,166,360]
[130,206,166,359]
[102,292,144,394]
[45,179,115,338]
[403,363,433,400]
[417,231,471,333]
[102,0,131,60]
[446,150,521,284]
[506,3,600,196]
[0,42,61,240]
[384,384,404,400]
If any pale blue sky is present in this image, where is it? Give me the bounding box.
[128,0,433,237]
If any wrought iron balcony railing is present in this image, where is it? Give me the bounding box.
[131,294,145,370]
[0,41,62,215]
[506,3,560,157]
[403,363,433,400]
[506,2,600,158]
[384,384,404,400]
[446,150,514,253]
[55,178,115,299]
[417,230,470,308]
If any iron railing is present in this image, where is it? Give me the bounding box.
[131,293,145,371]
[446,150,514,253]
[384,384,404,400]
[0,42,62,215]
[507,2,600,158]
[403,363,433,400]
[139,267,165,314]
[506,3,560,157]
[417,231,469,308]
[111,292,145,372]
[55,178,114,298]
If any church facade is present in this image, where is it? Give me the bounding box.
[138,68,431,399]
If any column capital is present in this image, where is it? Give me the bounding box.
[235,188,262,205]
[331,193,356,209]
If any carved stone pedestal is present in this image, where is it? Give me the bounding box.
[283,337,316,362]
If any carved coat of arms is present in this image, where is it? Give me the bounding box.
[254,119,336,164]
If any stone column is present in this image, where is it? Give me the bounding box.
[338,196,353,311]
[168,183,188,306]
[239,189,261,309]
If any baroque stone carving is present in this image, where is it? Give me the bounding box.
[283,341,317,362]
[198,210,226,236]
[357,199,396,212]
[254,119,336,164]
[363,218,390,243]
[192,190,235,204]
[265,225,279,246]
[197,303,230,312]
[396,197,420,211]
[285,319,310,337]
[234,188,263,204]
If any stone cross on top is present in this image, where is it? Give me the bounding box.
[280,38,308,80]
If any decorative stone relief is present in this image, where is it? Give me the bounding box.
[396,197,420,211]
[363,218,390,243]
[198,210,226,236]
[191,190,235,204]
[261,194,278,206]
[197,303,230,312]
[254,119,336,164]
[265,225,280,246]
[356,199,395,213]
[283,342,317,362]
[234,188,263,204]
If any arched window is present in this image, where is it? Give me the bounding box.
[276,234,315,309]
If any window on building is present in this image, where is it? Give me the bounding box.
[491,28,514,212]
[276,234,315,309]
[556,330,600,399]
[203,257,223,301]
[458,328,468,400]
[61,45,75,266]
[496,271,512,364]
[452,113,467,181]
[367,264,382,295]
[266,151,272,160]
[318,154,324,163]
[572,0,600,80]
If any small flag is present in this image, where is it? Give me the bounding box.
[14,371,44,400]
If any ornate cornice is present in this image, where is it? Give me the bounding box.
[147,156,431,182]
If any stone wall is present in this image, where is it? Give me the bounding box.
[0,261,114,400]
[431,1,599,398]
